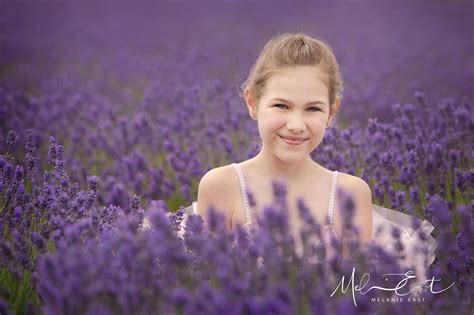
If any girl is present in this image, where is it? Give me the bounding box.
[158,32,436,285]
[196,32,372,260]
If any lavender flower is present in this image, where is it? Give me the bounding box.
[0,3,471,313]
[6,130,18,147]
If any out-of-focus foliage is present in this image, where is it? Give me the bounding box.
[0,1,472,314]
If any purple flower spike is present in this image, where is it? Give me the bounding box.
[6,130,18,147]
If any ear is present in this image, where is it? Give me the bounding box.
[327,96,341,126]
[244,87,258,119]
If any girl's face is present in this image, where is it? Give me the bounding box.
[246,66,340,164]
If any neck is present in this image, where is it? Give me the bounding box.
[252,148,315,185]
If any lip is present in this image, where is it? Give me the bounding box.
[280,135,307,141]
[278,134,308,145]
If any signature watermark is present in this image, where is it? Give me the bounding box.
[330,267,455,306]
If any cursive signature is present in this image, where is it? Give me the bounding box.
[330,267,455,306]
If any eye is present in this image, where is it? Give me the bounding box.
[274,103,288,109]
[308,107,321,112]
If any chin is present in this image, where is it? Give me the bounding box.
[277,153,308,164]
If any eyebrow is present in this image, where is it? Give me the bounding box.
[270,98,327,107]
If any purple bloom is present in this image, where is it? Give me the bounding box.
[31,231,45,250]
[6,130,18,147]
[86,175,100,192]
[0,299,11,315]
[271,179,288,209]
[414,90,426,107]
[24,129,37,154]
[13,165,24,182]
[409,185,419,204]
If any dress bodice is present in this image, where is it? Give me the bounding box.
[172,163,438,294]
[229,162,339,229]
[229,162,340,260]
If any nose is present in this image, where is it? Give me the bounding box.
[286,112,307,133]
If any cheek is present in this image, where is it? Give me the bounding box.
[309,117,326,131]
[309,120,327,142]
[260,116,287,134]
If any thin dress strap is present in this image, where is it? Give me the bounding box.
[231,163,253,226]
[328,171,338,225]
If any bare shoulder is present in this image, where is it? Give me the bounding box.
[336,172,372,200]
[336,171,373,246]
[196,164,240,229]
[199,164,241,190]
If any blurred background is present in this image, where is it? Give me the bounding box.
[1,0,473,210]
[1,2,473,313]
[2,1,472,118]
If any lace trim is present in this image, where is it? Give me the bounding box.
[328,171,338,225]
[231,163,252,225]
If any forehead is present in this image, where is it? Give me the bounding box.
[263,66,329,100]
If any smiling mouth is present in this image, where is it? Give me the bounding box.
[278,135,308,144]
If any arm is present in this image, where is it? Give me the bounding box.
[196,168,234,232]
[341,177,373,258]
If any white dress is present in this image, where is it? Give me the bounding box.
[143,163,438,294]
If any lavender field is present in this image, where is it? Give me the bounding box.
[1,1,473,314]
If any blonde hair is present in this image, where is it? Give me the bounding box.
[240,32,343,108]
